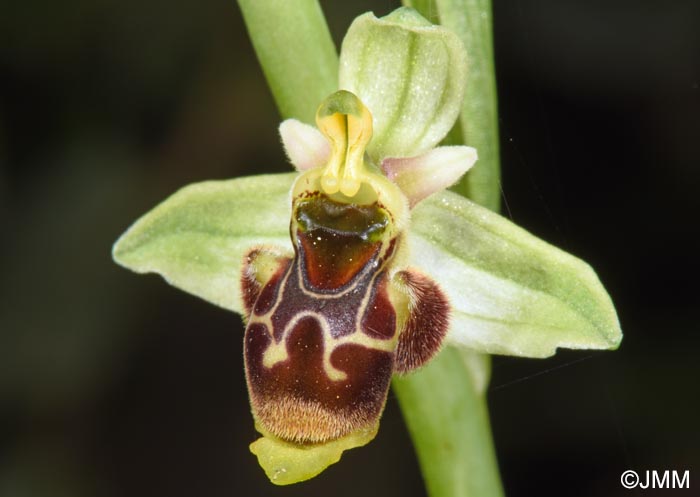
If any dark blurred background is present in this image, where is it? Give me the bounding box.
[1,0,698,496]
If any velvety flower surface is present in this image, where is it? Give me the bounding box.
[113,7,621,486]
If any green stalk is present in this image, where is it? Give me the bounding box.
[237,0,338,124]
[407,0,501,210]
[393,348,503,497]
[239,1,504,495]
[398,1,504,496]
[436,0,501,211]
[401,0,440,22]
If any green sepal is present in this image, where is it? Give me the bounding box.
[409,190,622,357]
[112,173,295,314]
[113,173,621,359]
[339,8,467,161]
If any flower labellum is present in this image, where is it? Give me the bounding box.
[242,91,452,483]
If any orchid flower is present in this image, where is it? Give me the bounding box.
[112,8,621,486]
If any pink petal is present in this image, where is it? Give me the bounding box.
[382,146,477,208]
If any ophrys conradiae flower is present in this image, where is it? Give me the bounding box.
[113,7,621,485]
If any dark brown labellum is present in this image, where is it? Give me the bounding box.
[242,194,449,445]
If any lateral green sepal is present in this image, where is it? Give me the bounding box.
[112,173,295,314]
[409,190,622,357]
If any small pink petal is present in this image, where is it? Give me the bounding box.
[279,119,331,171]
[382,146,477,208]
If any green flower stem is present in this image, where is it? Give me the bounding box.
[393,348,503,497]
[439,0,501,210]
[402,0,440,22]
[399,1,504,496]
[237,0,338,124]
[239,2,504,495]
[407,0,501,211]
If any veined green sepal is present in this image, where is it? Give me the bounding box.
[409,190,622,357]
[112,173,295,314]
[339,7,467,161]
